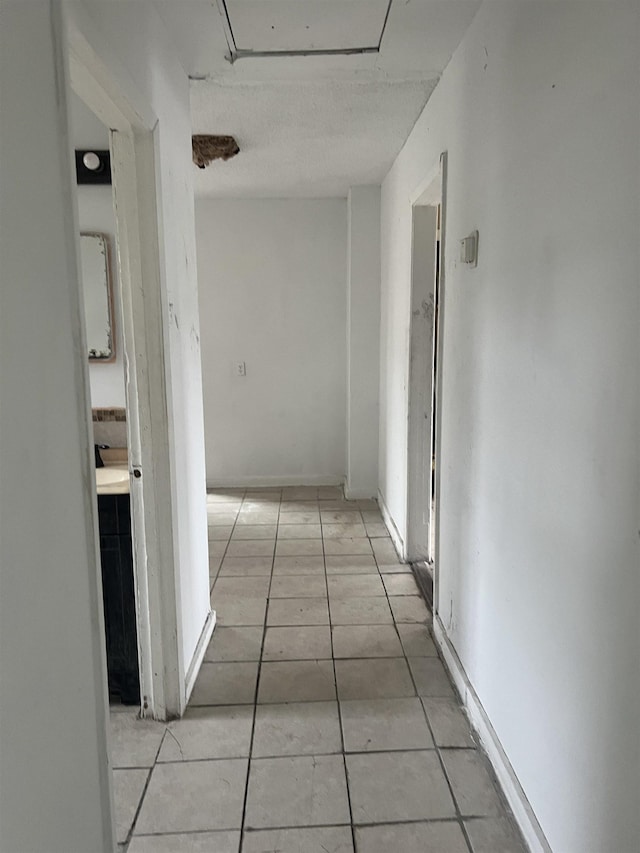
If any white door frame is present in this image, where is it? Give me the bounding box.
[68,36,183,720]
[406,153,447,614]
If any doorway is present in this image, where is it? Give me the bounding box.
[68,43,183,720]
[406,157,445,603]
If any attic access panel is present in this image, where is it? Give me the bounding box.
[224,0,390,55]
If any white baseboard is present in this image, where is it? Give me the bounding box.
[184,609,216,707]
[377,489,406,560]
[207,475,343,488]
[432,615,552,853]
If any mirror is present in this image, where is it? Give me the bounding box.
[80,232,115,361]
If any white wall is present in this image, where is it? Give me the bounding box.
[65,1,210,685]
[346,186,381,498]
[0,3,114,849]
[379,3,640,852]
[197,199,347,486]
[70,92,126,410]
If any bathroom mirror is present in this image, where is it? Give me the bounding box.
[80,232,115,361]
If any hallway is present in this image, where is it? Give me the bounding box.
[111,487,525,852]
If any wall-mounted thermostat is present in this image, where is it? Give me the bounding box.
[460,231,479,267]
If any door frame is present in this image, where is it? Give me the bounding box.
[67,34,183,720]
[406,153,447,614]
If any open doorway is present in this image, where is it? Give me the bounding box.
[68,47,184,721]
[406,156,446,605]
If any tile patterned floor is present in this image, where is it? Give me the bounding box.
[113,486,526,852]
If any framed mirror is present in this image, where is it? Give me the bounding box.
[80,232,115,361]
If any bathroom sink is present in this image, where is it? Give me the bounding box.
[96,466,130,494]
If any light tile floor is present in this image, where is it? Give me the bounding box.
[113,486,526,853]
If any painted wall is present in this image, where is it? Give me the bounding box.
[0,3,114,849]
[197,199,347,486]
[379,3,640,852]
[346,186,381,499]
[69,92,126,410]
[65,1,210,682]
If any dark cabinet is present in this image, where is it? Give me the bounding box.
[97,494,140,705]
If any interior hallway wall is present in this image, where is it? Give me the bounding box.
[379,2,640,851]
[0,2,114,849]
[197,198,347,486]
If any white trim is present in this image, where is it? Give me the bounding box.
[207,475,344,488]
[432,616,552,853]
[377,489,406,560]
[184,610,216,706]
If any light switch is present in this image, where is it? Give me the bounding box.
[460,231,479,267]
[236,361,246,377]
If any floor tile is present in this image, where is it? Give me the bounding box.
[363,523,389,538]
[422,697,475,747]
[325,555,378,574]
[245,755,350,828]
[135,759,247,834]
[317,486,344,499]
[370,538,399,564]
[204,626,264,662]
[346,751,456,824]
[396,623,437,657]
[280,500,320,513]
[335,657,415,700]
[207,512,238,526]
[158,705,254,761]
[321,510,362,523]
[208,525,234,541]
[242,826,353,853]
[377,562,411,574]
[382,573,419,595]
[269,574,327,598]
[318,500,358,511]
[110,712,166,768]
[128,832,240,853]
[355,821,468,853]
[262,625,332,661]
[113,768,149,843]
[231,524,277,540]
[332,625,402,658]
[441,749,504,817]
[327,575,385,598]
[464,817,528,853]
[275,538,323,556]
[273,555,325,575]
[278,523,322,539]
[212,595,267,627]
[213,576,271,598]
[236,511,279,525]
[340,697,434,752]
[356,499,379,510]
[322,522,367,538]
[360,511,384,523]
[408,657,455,697]
[281,486,319,499]
[329,596,393,625]
[267,597,329,626]
[252,701,342,756]
[280,510,320,524]
[258,660,336,703]
[225,540,275,558]
[208,540,228,557]
[389,595,430,623]
[190,662,258,705]
[324,537,373,556]
[219,556,273,576]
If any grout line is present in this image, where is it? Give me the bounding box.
[237,492,278,853]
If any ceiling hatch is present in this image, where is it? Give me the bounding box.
[221,0,392,58]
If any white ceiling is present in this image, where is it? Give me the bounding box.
[154,0,481,197]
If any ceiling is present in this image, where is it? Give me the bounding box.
[154,0,481,198]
